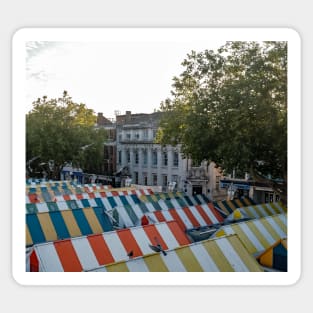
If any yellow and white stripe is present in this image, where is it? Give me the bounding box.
[214,213,287,255]
[87,234,264,272]
[228,202,287,221]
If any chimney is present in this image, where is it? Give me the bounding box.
[97,112,103,125]
[126,111,131,122]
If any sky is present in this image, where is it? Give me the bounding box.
[25,38,226,119]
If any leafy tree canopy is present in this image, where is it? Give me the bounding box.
[157,41,287,198]
[26,91,107,179]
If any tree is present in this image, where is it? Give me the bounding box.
[157,42,287,203]
[26,91,107,179]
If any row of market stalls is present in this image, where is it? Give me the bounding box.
[25,181,287,272]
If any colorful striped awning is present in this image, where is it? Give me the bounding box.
[256,238,287,271]
[25,193,212,219]
[213,198,255,215]
[225,202,287,222]
[26,194,142,214]
[213,213,287,255]
[27,221,191,272]
[142,204,224,231]
[26,207,114,245]
[26,188,154,203]
[86,234,264,272]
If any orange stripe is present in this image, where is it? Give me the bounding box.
[100,191,106,197]
[29,194,39,203]
[76,194,83,200]
[87,234,115,265]
[111,191,119,196]
[168,209,187,231]
[148,189,154,195]
[143,224,169,250]
[182,207,200,228]
[54,240,82,272]
[195,205,213,225]
[207,203,224,222]
[123,191,128,195]
[153,211,166,223]
[167,221,191,245]
[63,194,71,201]
[117,229,143,258]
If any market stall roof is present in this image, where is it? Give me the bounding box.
[213,213,287,255]
[224,202,287,222]
[85,234,264,272]
[27,220,191,272]
[142,204,224,231]
[26,187,154,203]
[26,206,114,245]
[256,238,287,271]
[213,198,255,215]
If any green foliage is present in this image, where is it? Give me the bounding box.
[158,41,287,188]
[26,91,107,178]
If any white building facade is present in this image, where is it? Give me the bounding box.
[116,111,188,191]
[115,111,224,199]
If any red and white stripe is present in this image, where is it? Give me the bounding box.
[29,221,191,272]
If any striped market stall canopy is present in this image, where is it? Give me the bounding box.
[26,181,111,194]
[256,238,287,271]
[141,204,224,231]
[27,221,191,272]
[26,194,145,214]
[26,187,154,204]
[86,234,264,272]
[213,197,255,215]
[224,202,287,222]
[25,192,212,220]
[107,200,225,229]
[213,213,287,256]
[26,207,114,245]
[140,193,209,207]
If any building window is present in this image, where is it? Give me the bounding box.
[118,151,122,164]
[173,151,179,167]
[134,149,139,164]
[153,129,157,138]
[269,193,274,202]
[152,173,158,186]
[162,150,168,166]
[142,149,148,166]
[135,133,140,140]
[152,150,158,166]
[143,129,149,139]
[126,133,131,140]
[162,175,168,187]
[172,175,178,183]
[126,150,130,163]
[134,172,138,184]
[143,172,148,185]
